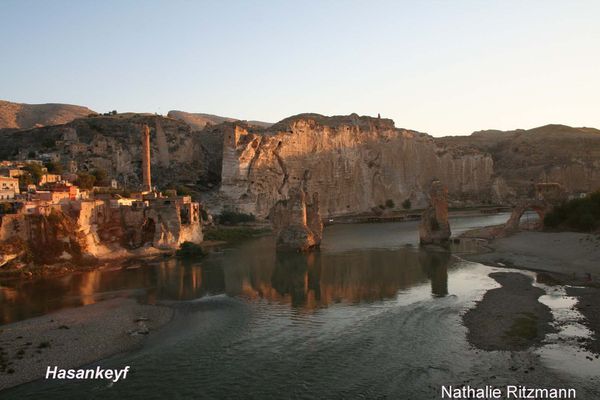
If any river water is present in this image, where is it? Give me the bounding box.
[2,214,599,399]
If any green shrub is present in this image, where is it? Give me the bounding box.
[91,169,108,186]
[44,161,63,174]
[176,241,205,258]
[385,199,395,208]
[75,172,96,189]
[23,163,43,184]
[218,211,256,225]
[402,199,412,210]
[544,191,600,232]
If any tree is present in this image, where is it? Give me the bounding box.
[402,199,412,210]
[176,185,192,196]
[23,163,43,185]
[75,172,96,189]
[385,199,395,208]
[91,169,108,186]
[44,161,63,175]
[18,173,34,188]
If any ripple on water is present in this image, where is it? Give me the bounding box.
[535,284,600,379]
[3,218,600,398]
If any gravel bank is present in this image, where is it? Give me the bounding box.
[464,231,600,278]
[463,272,555,351]
[463,230,600,354]
[565,287,600,355]
[0,298,172,391]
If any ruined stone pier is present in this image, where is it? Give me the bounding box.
[419,180,451,245]
[271,187,323,252]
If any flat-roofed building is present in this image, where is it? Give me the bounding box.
[0,176,20,195]
[40,174,62,185]
[0,189,16,201]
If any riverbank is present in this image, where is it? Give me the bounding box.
[462,229,600,355]
[0,298,172,391]
[326,206,510,224]
[463,231,600,278]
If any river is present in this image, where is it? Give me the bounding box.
[2,213,599,399]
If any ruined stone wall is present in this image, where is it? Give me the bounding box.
[220,115,494,218]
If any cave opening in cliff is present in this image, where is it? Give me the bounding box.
[141,218,156,245]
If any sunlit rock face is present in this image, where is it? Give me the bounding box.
[0,198,203,268]
[271,186,323,252]
[419,180,451,245]
[218,114,494,218]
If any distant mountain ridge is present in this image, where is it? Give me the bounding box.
[0,100,95,130]
[167,110,273,130]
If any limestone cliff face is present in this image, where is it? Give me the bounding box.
[219,114,494,218]
[0,199,203,268]
[438,125,600,197]
[0,210,88,265]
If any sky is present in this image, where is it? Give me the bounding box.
[1,0,599,136]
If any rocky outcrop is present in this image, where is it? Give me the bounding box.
[0,198,202,268]
[438,124,600,197]
[0,210,88,266]
[419,180,451,245]
[271,186,323,252]
[218,114,495,218]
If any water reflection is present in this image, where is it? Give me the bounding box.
[0,236,453,324]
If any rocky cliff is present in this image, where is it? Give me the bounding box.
[0,100,95,130]
[217,114,495,218]
[0,114,218,189]
[438,125,600,197]
[0,198,203,269]
[2,105,600,219]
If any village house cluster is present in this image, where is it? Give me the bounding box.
[0,124,203,252]
[0,159,90,213]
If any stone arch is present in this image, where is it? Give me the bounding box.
[503,200,552,234]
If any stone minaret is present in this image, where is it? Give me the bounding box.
[142,124,152,192]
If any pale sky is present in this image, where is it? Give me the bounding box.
[1,0,599,136]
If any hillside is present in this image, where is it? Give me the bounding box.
[438,124,600,196]
[167,110,272,130]
[0,100,95,130]
[2,106,600,216]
